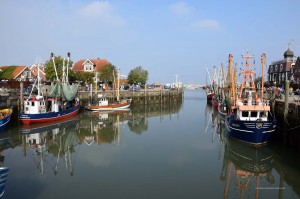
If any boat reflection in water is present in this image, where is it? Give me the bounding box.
[0,137,10,198]
[220,138,275,199]
[80,109,131,146]
[20,116,81,177]
[20,109,132,179]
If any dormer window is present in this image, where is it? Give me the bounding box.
[83,59,94,72]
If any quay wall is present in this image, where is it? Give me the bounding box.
[0,88,184,110]
[272,98,300,149]
[78,89,184,106]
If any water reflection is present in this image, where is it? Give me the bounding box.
[220,138,275,199]
[0,133,10,198]
[21,116,81,177]
[17,102,183,180]
[2,92,300,198]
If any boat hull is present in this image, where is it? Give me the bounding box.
[0,109,12,131]
[217,105,227,120]
[20,116,80,134]
[225,114,276,145]
[19,105,80,125]
[207,93,214,103]
[85,102,131,111]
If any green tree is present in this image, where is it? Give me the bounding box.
[44,55,75,82]
[98,63,117,86]
[127,66,148,85]
[75,71,94,84]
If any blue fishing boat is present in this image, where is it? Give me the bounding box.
[0,167,9,198]
[0,108,12,131]
[225,52,276,145]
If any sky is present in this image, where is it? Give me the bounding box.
[1,0,300,85]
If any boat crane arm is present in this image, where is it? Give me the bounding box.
[51,52,59,81]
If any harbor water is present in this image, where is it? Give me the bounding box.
[1,90,300,199]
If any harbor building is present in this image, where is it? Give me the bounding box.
[267,48,296,87]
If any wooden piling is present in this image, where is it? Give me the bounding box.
[284,81,289,125]
[20,82,24,112]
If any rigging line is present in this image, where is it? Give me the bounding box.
[70,142,81,175]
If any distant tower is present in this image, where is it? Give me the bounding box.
[283,48,294,62]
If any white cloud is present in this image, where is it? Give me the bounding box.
[79,1,126,26]
[169,2,193,15]
[81,1,112,18]
[191,19,221,30]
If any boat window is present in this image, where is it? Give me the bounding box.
[242,111,248,117]
[31,102,34,106]
[250,111,257,117]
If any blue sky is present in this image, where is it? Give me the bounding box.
[1,0,300,84]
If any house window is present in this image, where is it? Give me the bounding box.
[84,64,93,72]
[23,71,31,78]
[280,64,283,72]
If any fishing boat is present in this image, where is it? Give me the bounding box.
[205,67,216,103]
[85,69,131,111]
[19,53,80,124]
[85,97,131,111]
[0,108,12,131]
[225,52,276,145]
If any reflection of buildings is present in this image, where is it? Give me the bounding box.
[220,138,275,199]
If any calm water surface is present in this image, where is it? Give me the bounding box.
[1,90,300,199]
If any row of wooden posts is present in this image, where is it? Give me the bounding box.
[78,87,184,106]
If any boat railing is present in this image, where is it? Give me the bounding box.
[239,99,269,106]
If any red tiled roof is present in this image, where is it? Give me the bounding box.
[73,58,110,72]
[13,66,27,78]
[0,66,27,79]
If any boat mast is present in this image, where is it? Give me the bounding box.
[37,61,41,96]
[227,54,233,89]
[261,53,266,99]
[240,52,255,98]
[116,68,120,102]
